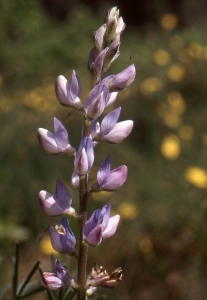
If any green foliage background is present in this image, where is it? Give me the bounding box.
[1,1,207,299]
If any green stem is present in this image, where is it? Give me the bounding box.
[77,175,88,300]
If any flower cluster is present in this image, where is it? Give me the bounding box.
[38,7,135,300]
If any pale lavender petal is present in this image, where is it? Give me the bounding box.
[56,179,72,208]
[55,75,70,106]
[103,120,133,143]
[94,24,106,51]
[89,119,100,139]
[101,107,121,135]
[102,165,128,191]
[100,203,111,231]
[105,92,118,108]
[54,117,68,149]
[39,191,66,216]
[102,215,120,238]
[42,272,65,289]
[97,156,111,186]
[70,70,82,100]
[86,224,103,246]
[83,209,101,238]
[37,128,60,154]
[93,48,108,77]
[71,170,79,188]
[108,64,136,91]
[85,84,108,119]
[74,148,88,176]
[116,17,126,35]
[84,137,94,170]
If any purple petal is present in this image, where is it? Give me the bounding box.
[60,218,76,254]
[103,215,120,238]
[97,156,111,186]
[87,47,96,70]
[108,64,136,91]
[37,128,60,154]
[83,209,101,238]
[85,224,103,246]
[49,227,63,253]
[85,84,108,119]
[101,107,121,135]
[39,190,66,216]
[94,24,106,51]
[55,75,70,106]
[69,70,82,100]
[55,260,72,284]
[101,165,128,191]
[100,203,111,231]
[71,170,79,188]
[84,137,94,170]
[103,120,133,143]
[93,48,108,78]
[42,272,65,289]
[54,117,69,149]
[105,92,118,108]
[56,179,72,209]
[74,148,89,176]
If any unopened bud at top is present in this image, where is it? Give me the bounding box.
[105,7,125,45]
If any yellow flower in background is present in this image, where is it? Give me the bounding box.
[187,43,203,59]
[178,126,194,141]
[160,13,178,30]
[140,77,163,96]
[153,49,171,66]
[117,202,138,220]
[167,64,185,82]
[202,46,207,60]
[163,112,181,128]
[161,134,180,160]
[167,91,186,115]
[39,235,58,255]
[184,167,207,188]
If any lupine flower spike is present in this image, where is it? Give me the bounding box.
[37,6,136,299]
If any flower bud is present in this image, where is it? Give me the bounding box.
[74,137,94,176]
[93,24,106,54]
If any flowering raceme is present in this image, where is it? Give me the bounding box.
[37,6,136,300]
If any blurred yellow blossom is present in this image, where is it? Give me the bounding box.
[153,49,171,66]
[161,134,180,159]
[178,126,194,141]
[160,13,178,30]
[39,235,58,255]
[117,202,138,220]
[139,238,153,254]
[184,167,207,188]
[202,46,207,60]
[163,112,181,128]
[187,43,203,59]
[0,95,14,112]
[167,64,185,82]
[167,91,186,115]
[140,77,163,96]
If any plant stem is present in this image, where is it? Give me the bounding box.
[77,175,88,300]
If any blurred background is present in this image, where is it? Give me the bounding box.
[1,0,207,299]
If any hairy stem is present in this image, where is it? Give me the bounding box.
[77,175,88,300]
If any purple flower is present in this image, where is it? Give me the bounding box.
[105,92,118,108]
[37,117,75,155]
[49,217,76,255]
[42,259,74,289]
[91,156,128,192]
[83,203,120,246]
[94,107,133,144]
[102,64,136,92]
[84,84,108,119]
[94,24,106,52]
[39,179,75,217]
[55,71,84,110]
[74,137,94,176]
[105,7,125,44]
